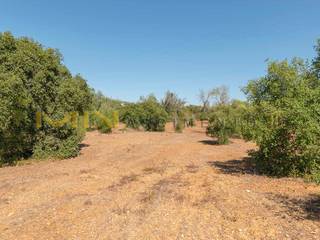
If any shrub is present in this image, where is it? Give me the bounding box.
[33,132,83,159]
[139,96,168,131]
[206,101,247,144]
[120,96,168,131]
[120,104,143,129]
[0,32,92,164]
[207,109,233,144]
[112,111,119,128]
[243,59,320,177]
[90,111,113,133]
[96,116,113,134]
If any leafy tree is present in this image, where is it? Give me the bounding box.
[120,95,168,131]
[120,104,143,129]
[0,32,92,164]
[243,59,320,178]
[139,95,168,131]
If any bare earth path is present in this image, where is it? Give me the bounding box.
[0,124,319,240]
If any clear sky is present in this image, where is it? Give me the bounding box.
[1,0,319,104]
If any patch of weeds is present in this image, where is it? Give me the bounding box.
[107,173,140,191]
[139,174,189,204]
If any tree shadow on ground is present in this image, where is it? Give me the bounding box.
[199,140,220,145]
[266,193,320,221]
[79,143,90,150]
[207,157,255,175]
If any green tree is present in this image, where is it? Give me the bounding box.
[0,32,92,164]
[139,95,168,131]
[243,59,320,178]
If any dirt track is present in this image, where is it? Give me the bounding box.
[0,124,319,240]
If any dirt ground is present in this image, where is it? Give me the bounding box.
[0,123,319,240]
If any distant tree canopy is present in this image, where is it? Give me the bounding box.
[0,32,92,164]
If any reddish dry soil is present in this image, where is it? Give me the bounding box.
[0,123,319,240]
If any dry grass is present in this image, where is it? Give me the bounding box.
[0,122,319,239]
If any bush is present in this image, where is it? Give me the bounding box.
[120,96,168,131]
[139,96,168,131]
[112,111,119,128]
[207,109,233,144]
[96,116,112,134]
[243,59,320,177]
[206,101,247,144]
[120,104,143,129]
[33,132,83,159]
[0,32,92,164]
[89,111,113,133]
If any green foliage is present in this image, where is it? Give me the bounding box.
[199,112,208,121]
[88,111,113,133]
[0,32,92,165]
[112,111,119,128]
[120,95,168,131]
[33,129,84,159]
[139,95,168,131]
[243,59,320,178]
[95,112,113,133]
[206,102,246,144]
[120,104,144,129]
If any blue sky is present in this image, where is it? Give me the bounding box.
[1,0,319,104]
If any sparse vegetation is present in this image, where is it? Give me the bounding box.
[1,30,320,184]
